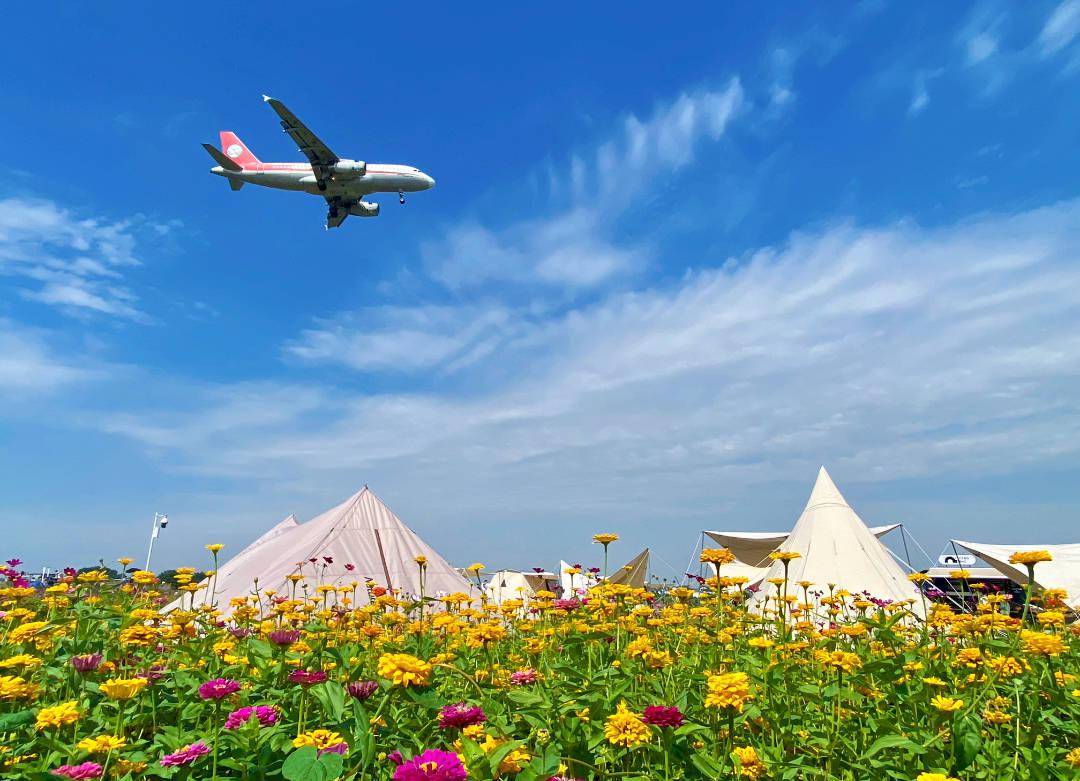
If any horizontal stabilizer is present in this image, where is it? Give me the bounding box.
[202,143,242,171]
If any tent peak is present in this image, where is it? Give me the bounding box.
[805,466,849,510]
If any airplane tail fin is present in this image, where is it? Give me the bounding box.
[218,131,261,169]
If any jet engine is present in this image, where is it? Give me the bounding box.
[331,159,367,178]
[348,201,380,217]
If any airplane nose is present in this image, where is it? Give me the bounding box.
[423,173,436,189]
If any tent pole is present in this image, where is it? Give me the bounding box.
[900,524,913,569]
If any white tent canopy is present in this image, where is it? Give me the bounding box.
[177,486,470,614]
[705,523,901,586]
[952,540,1080,609]
[748,467,924,618]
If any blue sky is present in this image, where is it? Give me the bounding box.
[2,2,1079,576]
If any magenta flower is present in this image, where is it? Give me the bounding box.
[553,599,580,612]
[387,750,404,766]
[160,742,211,767]
[288,669,328,686]
[320,742,348,756]
[52,762,103,779]
[344,563,356,571]
[392,749,468,781]
[268,629,300,647]
[509,669,539,686]
[198,678,241,700]
[5,558,22,568]
[437,702,486,729]
[642,705,684,727]
[224,705,278,729]
[347,680,379,701]
[70,653,103,673]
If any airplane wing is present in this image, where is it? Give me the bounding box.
[263,95,339,186]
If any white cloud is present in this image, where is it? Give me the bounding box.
[284,304,520,373]
[908,76,930,115]
[423,80,743,291]
[0,197,163,321]
[102,200,1080,501]
[1039,0,1080,55]
[965,31,999,65]
[0,320,95,392]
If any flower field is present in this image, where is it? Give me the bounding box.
[1,547,1078,780]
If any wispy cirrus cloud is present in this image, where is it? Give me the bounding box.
[0,197,173,322]
[422,79,743,292]
[0,319,98,392]
[1039,0,1080,71]
[101,200,1080,509]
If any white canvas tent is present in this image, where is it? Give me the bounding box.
[178,486,470,614]
[705,523,902,586]
[748,467,924,618]
[952,540,1080,610]
[559,560,598,597]
[485,570,558,604]
[606,548,650,588]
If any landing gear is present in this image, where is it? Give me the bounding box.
[317,181,327,192]
[398,191,405,205]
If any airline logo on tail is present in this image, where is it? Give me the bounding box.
[219,131,260,169]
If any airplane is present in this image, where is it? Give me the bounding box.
[202,95,435,229]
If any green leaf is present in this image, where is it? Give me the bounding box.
[690,752,723,777]
[865,734,918,757]
[309,681,346,721]
[0,709,36,730]
[318,751,345,780]
[954,719,982,771]
[282,746,327,781]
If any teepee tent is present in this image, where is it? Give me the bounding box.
[952,540,1080,610]
[748,467,924,619]
[606,548,650,588]
[181,487,470,613]
[705,523,901,586]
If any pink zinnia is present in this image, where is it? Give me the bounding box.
[392,749,468,781]
[509,668,539,686]
[288,669,328,686]
[268,629,300,647]
[347,680,379,701]
[224,705,278,729]
[642,705,684,727]
[198,678,241,700]
[70,653,103,673]
[52,762,103,779]
[437,702,486,729]
[160,742,210,767]
[553,599,580,612]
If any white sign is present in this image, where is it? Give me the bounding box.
[938,554,976,567]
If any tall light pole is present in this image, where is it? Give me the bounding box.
[144,512,169,572]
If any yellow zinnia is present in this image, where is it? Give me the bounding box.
[35,700,81,730]
[99,677,148,700]
[603,701,649,748]
[376,653,432,687]
[77,734,126,754]
[930,695,963,713]
[705,671,752,712]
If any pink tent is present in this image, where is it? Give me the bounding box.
[179,486,470,613]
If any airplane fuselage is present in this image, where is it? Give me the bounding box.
[210,162,434,199]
